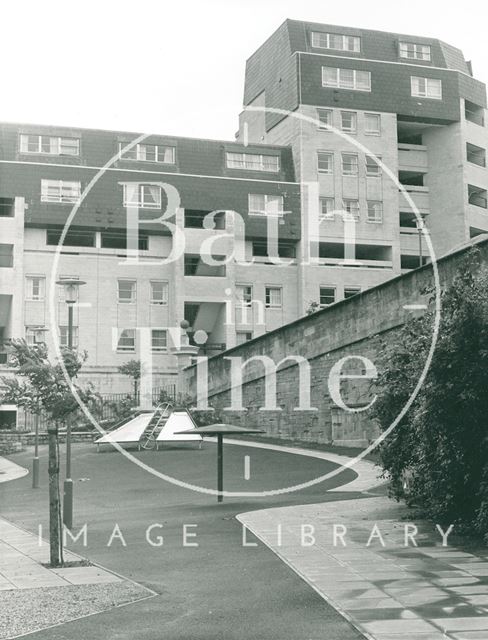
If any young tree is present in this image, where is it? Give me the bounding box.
[1,340,93,566]
[118,360,142,402]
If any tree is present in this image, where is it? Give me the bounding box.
[118,360,142,401]
[1,340,94,566]
[374,249,488,537]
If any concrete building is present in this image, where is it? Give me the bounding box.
[237,19,488,315]
[1,19,487,394]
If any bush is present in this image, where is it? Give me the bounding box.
[374,249,488,537]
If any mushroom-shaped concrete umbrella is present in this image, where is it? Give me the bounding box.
[176,423,264,502]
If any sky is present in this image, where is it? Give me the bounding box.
[1,0,487,141]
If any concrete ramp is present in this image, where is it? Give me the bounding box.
[95,412,153,448]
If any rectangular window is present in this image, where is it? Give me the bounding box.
[184,255,226,276]
[151,329,167,352]
[317,109,332,130]
[365,113,381,135]
[322,67,371,91]
[340,111,357,134]
[100,231,148,250]
[59,326,79,348]
[265,286,282,308]
[312,32,360,52]
[341,153,358,176]
[236,331,253,345]
[319,287,336,306]
[466,143,486,167]
[0,244,13,268]
[236,284,253,307]
[226,152,280,172]
[367,201,383,223]
[123,184,161,209]
[411,76,442,99]
[366,155,381,176]
[399,42,431,61]
[342,199,360,220]
[317,151,333,174]
[20,134,80,156]
[118,143,176,164]
[248,194,284,216]
[41,180,81,204]
[117,329,135,353]
[150,281,169,305]
[46,229,95,247]
[118,280,136,303]
[319,197,335,219]
[25,327,45,346]
[26,276,46,301]
[0,197,15,217]
[344,286,361,299]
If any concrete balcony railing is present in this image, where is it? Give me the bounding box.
[398,144,428,171]
[399,186,430,214]
[318,257,393,269]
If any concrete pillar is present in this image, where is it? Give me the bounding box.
[172,320,199,400]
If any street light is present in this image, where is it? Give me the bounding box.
[415,215,428,268]
[56,278,86,529]
[32,326,48,489]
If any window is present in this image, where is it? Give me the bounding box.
[118,143,175,164]
[252,241,296,259]
[312,32,360,52]
[319,287,336,306]
[365,113,381,135]
[59,326,79,348]
[319,197,335,219]
[236,285,253,307]
[468,185,488,209]
[265,287,282,308]
[322,67,371,91]
[466,143,486,168]
[317,151,333,174]
[150,281,168,305]
[399,42,431,61]
[151,329,167,352]
[41,180,81,204]
[226,152,280,172]
[0,244,13,268]
[26,276,46,301]
[0,198,15,217]
[123,184,161,209]
[341,153,358,176]
[342,199,360,220]
[236,331,253,345]
[118,280,136,303]
[117,329,136,352]
[20,134,80,156]
[367,201,383,223]
[317,109,332,130]
[411,76,442,99]
[248,194,284,216]
[100,231,148,250]
[344,286,361,299]
[366,155,381,176]
[25,327,47,346]
[340,111,357,134]
[46,229,96,247]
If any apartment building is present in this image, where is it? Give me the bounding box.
[237,19,488,314]
[0,125,300,391]
[1,19,487,393]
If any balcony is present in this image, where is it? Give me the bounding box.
[398,144,428,172]
[318,242,393,269]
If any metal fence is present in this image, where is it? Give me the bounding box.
[15,384,177,432]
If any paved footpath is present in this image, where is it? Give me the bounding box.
[239,496,488,640]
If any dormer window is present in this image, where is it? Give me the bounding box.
[399,42,431,61]
[311,32,360,53]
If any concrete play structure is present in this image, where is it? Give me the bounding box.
[95,404,202,452]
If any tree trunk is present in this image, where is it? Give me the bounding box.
[48,424,62,567]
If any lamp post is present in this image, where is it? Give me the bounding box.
[416,216,427,268]
[56,278,86,529]
[32,326,48,489]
